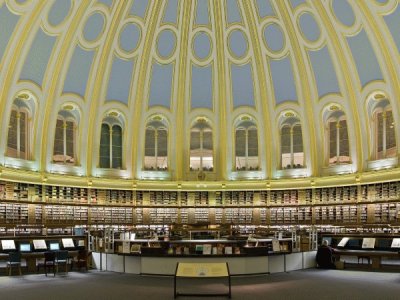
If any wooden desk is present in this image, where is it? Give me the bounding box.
[174,262,231,298]
[0,251,79,273]
[333,249,400,269]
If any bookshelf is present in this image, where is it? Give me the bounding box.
[0,180,400,231]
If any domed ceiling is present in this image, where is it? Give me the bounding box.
[0,0,399,188]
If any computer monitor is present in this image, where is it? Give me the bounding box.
[49,242,60,251]
[347,238,361,248]
[74,227,84,236]
[1,240,16,251]
[33,239,48,251]
[19,243,31,252]
[62,238,75,249]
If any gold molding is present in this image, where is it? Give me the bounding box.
[276,1,318,175]
[313,1,364,172]
[85,1,128,175]
[213,0,227,180]
[174,0,191,180]
[242,1,273,179]
[130,1,164,178]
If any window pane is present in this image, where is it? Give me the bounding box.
[190,131,200,150]
[112,125,122,168]
[281,126,291,169]
[66,120,75,164]
[293,125,304,167]
[99,123,110,168]
[377,111,384,158]
[386,110,396,157]
[53,119,64,159]
[248,128,258,156]
[190,156,201,171]
[236,156,246,170]
[203,131,213,151]
[235,129,246,156]
[6,110,18,157]
[339,119,350,163]
[248,128,258,169]
[157,129,168,156]
[157,129,168,169]
[19,112,26,154]
[145,128,155,156]
[329,121,337,163]
[281,126,291,155]
[292,125,303,153]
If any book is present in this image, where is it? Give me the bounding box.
[130,244,141,253]
[272,239,280,252]
[337,237,349,247]
[362,238,375,249]
[203,244,212,255]
[122,241,130,253]
[391,238,400,248]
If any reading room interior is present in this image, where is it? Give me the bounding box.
[0,0,400,299]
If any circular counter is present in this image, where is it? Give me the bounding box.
[91,251,317,275]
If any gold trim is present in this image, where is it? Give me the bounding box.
[85,1,128,175]
[276,1,318,175]
[213,0,227,180]
[313,1,364,171]
[130,1,164,178]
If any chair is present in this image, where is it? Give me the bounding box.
[316,246,336,269]
[37,251,56,276]
[56,250,69,274]
[6,252,22,276]
[74,249,88,271]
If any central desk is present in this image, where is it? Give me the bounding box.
[333,249,400,269]
[174,262,231,298]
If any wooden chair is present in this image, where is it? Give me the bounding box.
[6,252,22,276]
[74,249,89,271]
[37,251,56,276]
[56,250,69,274]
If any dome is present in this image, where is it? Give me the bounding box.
[0,0,399,189]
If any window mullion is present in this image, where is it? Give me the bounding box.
[109,127,113,168]
[16,112,21,158]
[336,122,340,164]
[290,127,294,167]
[155,130,158,169]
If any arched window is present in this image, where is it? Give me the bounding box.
[144,117,168,171]
[375,108,396,159]
[53,107,78,165]
[280,114,304,169]
[235,118,259,171]
[6,93,34,160]
[99,113,123,169]
[325,107,350,165]
[190,118,213,172]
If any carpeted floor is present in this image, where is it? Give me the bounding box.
[0,269,400,300]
